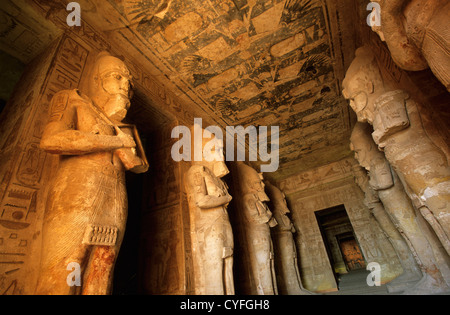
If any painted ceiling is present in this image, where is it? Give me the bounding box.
[2,0,362,180]
[118,0,360,180]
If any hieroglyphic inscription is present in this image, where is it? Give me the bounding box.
[140,205,184,295]
[289,177,401,291]
[29,0,110,52]
[0,35,88,295]
[277,157,356,194]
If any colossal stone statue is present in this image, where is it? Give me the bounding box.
[369,0,450,91]
[343,46,450,256]
[350,122,449,294]
[184,125,234,295]
[36,52,148,294]
[264,181,313,295]
[236,162,278,295]
[352,161,421,293]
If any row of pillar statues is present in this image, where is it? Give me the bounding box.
[343,45,450,294]
[33,1,450,292]
[184,0,450,295]
[184,128,313,295]
[35,51,312,295]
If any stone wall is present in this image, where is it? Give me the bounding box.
[277,157,403,292]
[138,123,194,295]
[0,34,92,294]
[0,26,191,294]
[321,217,355,274]
[0,0,203,293]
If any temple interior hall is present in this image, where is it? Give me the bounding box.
[0,0,449,296]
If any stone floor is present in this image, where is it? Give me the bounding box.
[324,269,450,295]
[325,269,392,295]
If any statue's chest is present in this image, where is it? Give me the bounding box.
[76,105,115,136]
[203,171,227,196]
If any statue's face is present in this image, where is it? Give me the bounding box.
[350,140,370,170]
[258,183,270,202]
[266,183,290,214]
[277,199,290,215]
[189,123,230,180]
[342,74,375,123]
[90,55,133,122]
[201,134,229,178]
[100,69,132,122]
[248,175,270,202]
[369,157,394,190]
[101,69,132,98]
[342,47,386,124]
[238,163,270,201]
[344,90,369,121]
[250,178,263,192]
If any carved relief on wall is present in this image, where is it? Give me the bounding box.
[282,159,402,292]
[138,128,193,295]
[0,35,91,295]
[140,205,184,295]
[278,157,355,194]
[0,0,62,64]
[147,148,179,209]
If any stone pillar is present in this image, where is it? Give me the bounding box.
[350,121,449,294]
[265,181,313,295]
[231,162,278,295]
[184,125,234,295]
[343,46,450,256]
[352,164,422,293]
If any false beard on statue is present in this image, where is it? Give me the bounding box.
[102,93,130,122]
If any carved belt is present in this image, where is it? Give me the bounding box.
[81,168,123,246]
[82,224,118,246]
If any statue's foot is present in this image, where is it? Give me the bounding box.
[402,274,450,295]
[386,271,422,293]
